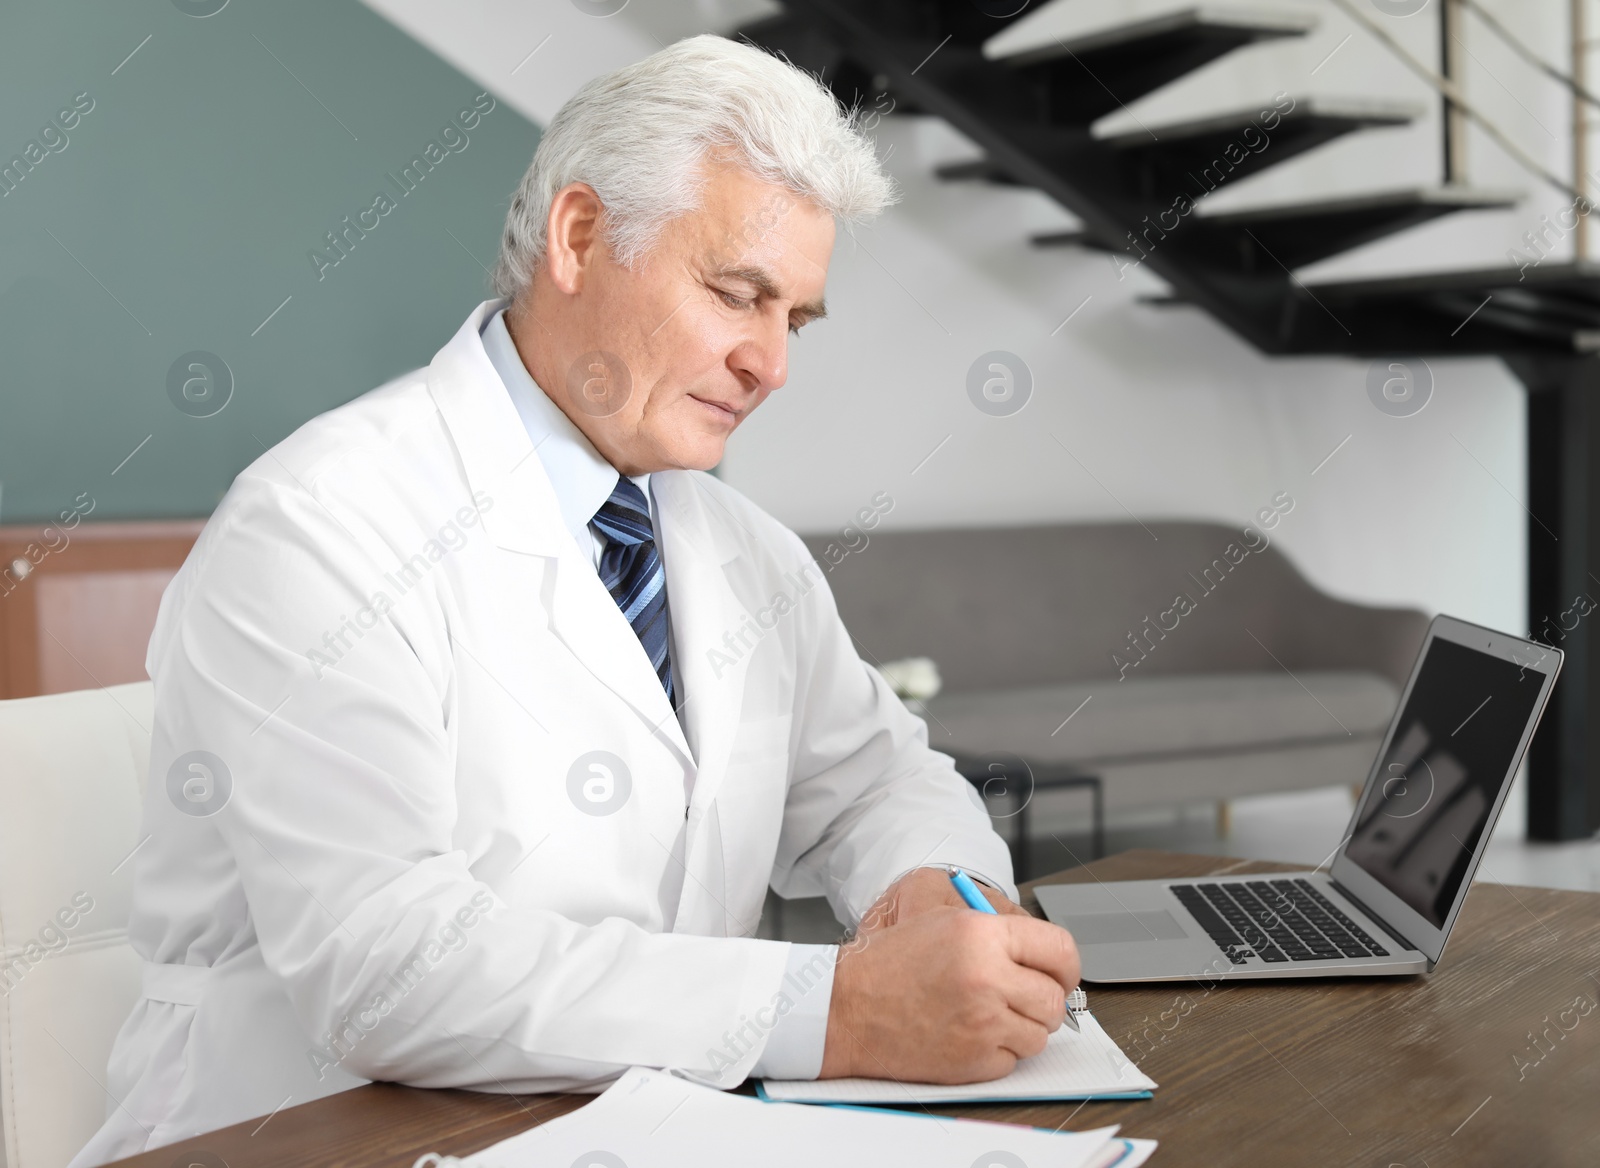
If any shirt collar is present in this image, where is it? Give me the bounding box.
[479,307,650,545]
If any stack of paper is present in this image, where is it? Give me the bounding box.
[761,1009,1157,1105]
[428,1066,1156,1168]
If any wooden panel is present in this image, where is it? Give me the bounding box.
[33,570,176,694]
[0,522,202,699]
[103,850,1600,1168]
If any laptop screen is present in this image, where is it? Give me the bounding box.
[1343,637,1545,929]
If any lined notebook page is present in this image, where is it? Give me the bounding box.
[761,1012,1157,1104]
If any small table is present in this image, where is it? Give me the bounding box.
[952,752,1104,876]
[110,850,1600,1168]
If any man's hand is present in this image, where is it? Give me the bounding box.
[820,897,1080,1084]
[855,866,1030,933]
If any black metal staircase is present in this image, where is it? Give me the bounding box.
[743,0,1600,841]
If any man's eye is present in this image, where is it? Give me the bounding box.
[717,289,753,310]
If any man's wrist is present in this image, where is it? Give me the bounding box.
[820,939,864,1079]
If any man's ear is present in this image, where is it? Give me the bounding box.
[544,182,604,296]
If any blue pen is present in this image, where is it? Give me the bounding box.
[949,866,1082,1032]
[948,866,998,913]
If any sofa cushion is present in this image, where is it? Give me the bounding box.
[921,670,1399,767]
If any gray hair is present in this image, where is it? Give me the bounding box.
[491,34,897,300]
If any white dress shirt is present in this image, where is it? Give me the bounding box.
[479,308,833,1079]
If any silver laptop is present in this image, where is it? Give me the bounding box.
[1036,615,1562,981]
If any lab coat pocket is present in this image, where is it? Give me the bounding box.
[715,713,793,936]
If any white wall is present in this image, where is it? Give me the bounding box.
[362,0,1578,832]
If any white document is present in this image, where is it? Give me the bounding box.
[429,1066,1155,1168]
[761,1011,1157,1105]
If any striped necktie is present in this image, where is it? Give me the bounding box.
[591,476,676,705]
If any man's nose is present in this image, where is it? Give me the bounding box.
[732,318,789,392]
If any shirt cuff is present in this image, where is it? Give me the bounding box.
[749,943,836,1081]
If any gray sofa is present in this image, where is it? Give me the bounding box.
[799,521,1429,861]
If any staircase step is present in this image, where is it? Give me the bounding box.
[1030,228,1112,249]
[1029,188,1520,271]
[1185,186,1522,271]
[1291,261,1600,352]
[946,98,1422,198]
[1099,96,1420,199]
[931,0,1048,47]
[933,157,1024,184]
[989,5,1317,124]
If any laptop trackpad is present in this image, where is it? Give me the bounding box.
[1060,910,1190,944]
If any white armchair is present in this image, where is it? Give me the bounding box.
[0,683,152,1168]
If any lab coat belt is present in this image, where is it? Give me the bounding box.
[141,961,212,1006]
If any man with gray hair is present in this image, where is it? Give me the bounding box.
[73,35,1078,1165]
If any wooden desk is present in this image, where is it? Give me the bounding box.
[111,850,1600,1168]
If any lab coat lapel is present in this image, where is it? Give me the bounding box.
[425,300,692,764]
[652,472,751,895]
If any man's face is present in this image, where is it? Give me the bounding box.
[515,158,836,476]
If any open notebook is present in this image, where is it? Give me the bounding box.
[411,1067,1156,1168]
[759,998,1157,1105]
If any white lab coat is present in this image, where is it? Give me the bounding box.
[73,299,1013,1165]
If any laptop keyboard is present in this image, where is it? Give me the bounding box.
[1169,879,1391,965]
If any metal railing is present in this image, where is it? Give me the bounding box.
[1326,0,1586,207]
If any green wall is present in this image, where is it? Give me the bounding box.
[0,0,541,523]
